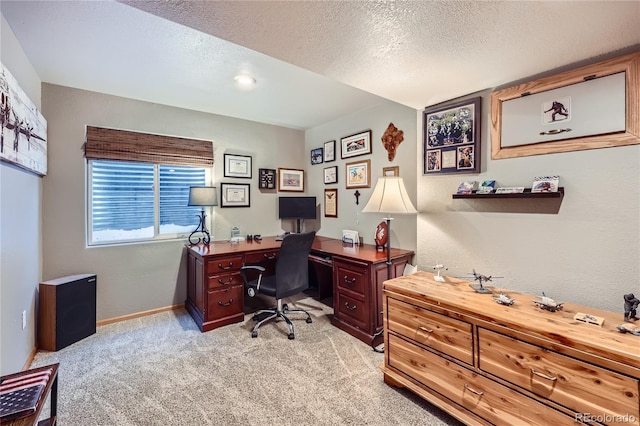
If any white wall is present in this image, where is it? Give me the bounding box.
[416,92,640,313]
[41,84,305,322]
[0,13,44,375]
[305,102,418,253]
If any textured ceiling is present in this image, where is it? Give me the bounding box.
[3,1,639,130]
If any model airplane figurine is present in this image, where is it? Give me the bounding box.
[432,263,448,282]
[533,292,564,312]
[494,292,515,306]
[468,269,501,294]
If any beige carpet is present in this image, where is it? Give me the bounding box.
[31,295,462,425]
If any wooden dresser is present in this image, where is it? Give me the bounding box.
[382,271,640,425]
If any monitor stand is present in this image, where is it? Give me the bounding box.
[295,219,302,234]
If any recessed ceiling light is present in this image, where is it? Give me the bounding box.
[234,74,256,88]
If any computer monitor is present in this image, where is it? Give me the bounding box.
[278,196,316,233]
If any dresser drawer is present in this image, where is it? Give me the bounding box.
[206,286,243,321]
[207,255,243,274]
[387,297,473,365]
[478,328,640,425]
[334,261,367,296]
[387,334,572,426]
[208,272,243,290]
[336,291,368,329]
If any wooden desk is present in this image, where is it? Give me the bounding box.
[1,363,59,426]
[185,236,414,344]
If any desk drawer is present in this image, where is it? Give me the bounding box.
[208,272,243,290]
[387,297,473,365]
[387,334,573,426]
[207,255,243,273]
[478,328,640,424]
[336,291,368,329]
[206,286,243,321]
[334,261,367,296]
[244,250,278,264]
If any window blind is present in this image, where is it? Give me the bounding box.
[84,126,213,167]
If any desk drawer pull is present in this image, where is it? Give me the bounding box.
[218,262,233,270]
[343,276,357,285]
[218,298,234,307]
[464,384,484,396]
[530,368,557,381]
[217,278,234,285]
[263,253,277,260]
[344,302,357,311]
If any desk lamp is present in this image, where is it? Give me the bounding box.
[362,177,417,277]
[188,186,218,245]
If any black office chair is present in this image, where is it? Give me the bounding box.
[240,231,316,339]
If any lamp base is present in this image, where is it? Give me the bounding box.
[188,210,211,245]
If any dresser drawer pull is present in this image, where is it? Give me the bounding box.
[418,326,434,333]
[530,368,557,381]
[218,298,234,307]
[263,253,277,260]
[464,384,484,396]
[343,276,357,285]
[344,302,357,311]
[217,278,234,285]
[217,262,233,270]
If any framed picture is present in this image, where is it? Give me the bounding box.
[258,168,276,189]
[423,97,481,175]
[311,147,323,165]
[324,188,338,218]
[278,168,304,192]
[340,130,372,159]
[323,140,336,162]
[220,183,250,207]
[345,159,371,189]
[224,154,252,178]
[491,52,639,159]
[383,166,399,177]
[323,165,338,184]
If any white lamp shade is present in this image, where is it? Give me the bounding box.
[188,186,218,206]
[362,177,417,215]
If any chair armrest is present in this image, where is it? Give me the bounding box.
[240,265,266,273]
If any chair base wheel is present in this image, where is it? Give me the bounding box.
[306,317,312,323]
[288,333,295,340]
[252,331,258,338]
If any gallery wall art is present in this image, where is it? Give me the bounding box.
[0,62,47,176]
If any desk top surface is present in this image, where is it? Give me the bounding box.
[187,235,413,264]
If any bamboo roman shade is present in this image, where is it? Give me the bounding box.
[84,126,214,167]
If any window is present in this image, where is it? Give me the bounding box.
[88,160,207,245]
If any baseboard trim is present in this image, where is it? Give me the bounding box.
[96,303,185,327]
[23,347,38,370]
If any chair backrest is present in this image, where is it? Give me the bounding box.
[274,231,316,299]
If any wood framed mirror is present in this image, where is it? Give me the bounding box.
[490,51,639,159]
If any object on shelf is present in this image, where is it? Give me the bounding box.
[476,180,496,194]
[456,181,477,194]
[532,292,563,312]
[432,263,448,282]
[574,312,604,326]
[494,291,515,305]
[532,175,560,193]
[495,186,525,194]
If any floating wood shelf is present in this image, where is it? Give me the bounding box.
[452,187,564,199]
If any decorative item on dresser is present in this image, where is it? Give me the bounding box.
[382,271,640,426]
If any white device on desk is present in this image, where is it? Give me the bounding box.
[230,236,245,243]
[342,230,359,245]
